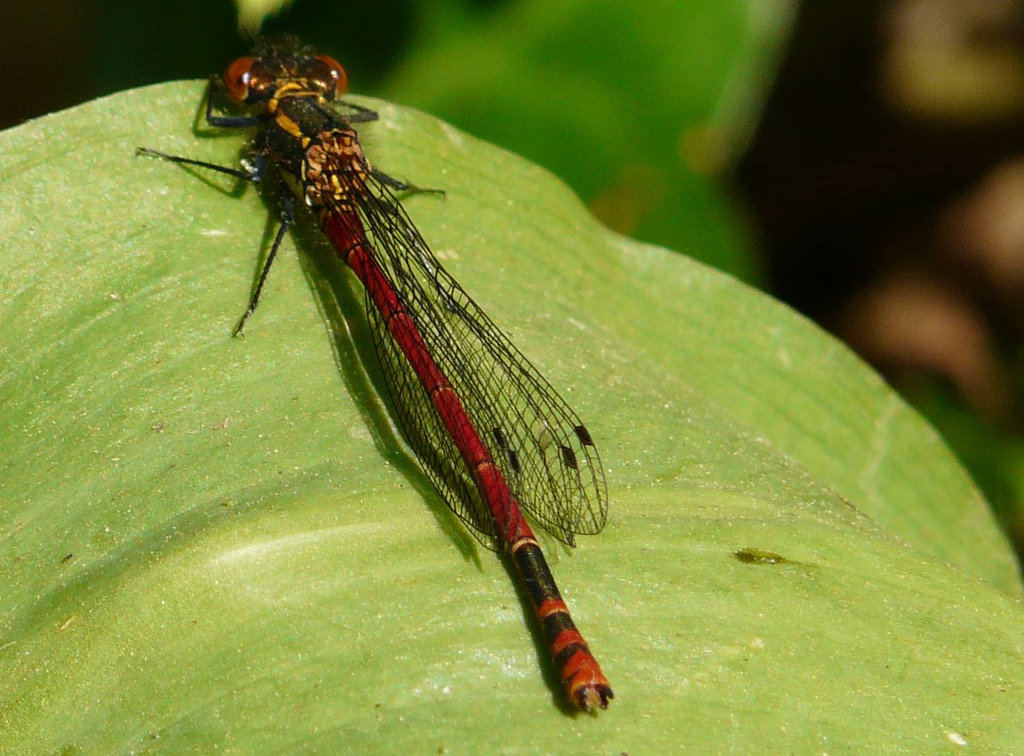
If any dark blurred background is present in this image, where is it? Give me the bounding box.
[4,0,1023,560]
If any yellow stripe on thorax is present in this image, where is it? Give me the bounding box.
[268,81,327,143]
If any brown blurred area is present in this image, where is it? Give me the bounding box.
[740,0,1024,421]
[737,0,1024,554]
[0,3,96,130]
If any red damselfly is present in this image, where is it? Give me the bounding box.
[138,39,612,711]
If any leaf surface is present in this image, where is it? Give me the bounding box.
[0,83,1021,752]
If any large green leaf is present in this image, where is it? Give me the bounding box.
[1,83,1021,751]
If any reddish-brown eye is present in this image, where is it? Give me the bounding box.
[315,54,348,96]
[223,56,256,101]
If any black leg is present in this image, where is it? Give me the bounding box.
[135,147,259,182]
[233,195,295,336]
[339,101,380,124]
[373,169,446,198]
[205,79,263,129]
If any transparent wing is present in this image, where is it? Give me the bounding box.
[329,170,607,550]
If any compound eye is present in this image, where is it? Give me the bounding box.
[314,54,348,96]
[223,56,256,101]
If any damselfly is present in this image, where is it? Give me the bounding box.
[138,38,612,711]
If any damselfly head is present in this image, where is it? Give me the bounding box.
[221,51,348,104]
